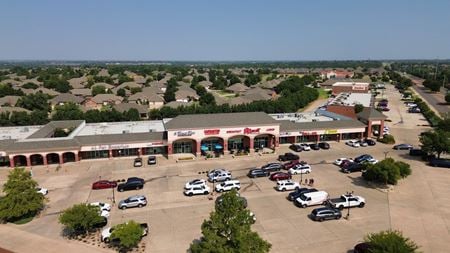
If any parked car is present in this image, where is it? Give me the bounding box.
[354,154,374,163]
[117,180,144,192]
[276,180,300,192]
[208,169,232,182]
[318,142,330,149]
[359,140,368,147]
[309,143,320,150]
[215,180,241,192]
[289,144,302,152]
[36,187,48,195]
[405,102,417,107]
[393,144,414,150]
[185,179,207,189]
[345,140,360,147]
[133,158,143,167]
[340,159,354,168]
[341,162,364,173]
[364,139,376,146]
[288,164,312,175]
[247,168,270,178]
[334,158,354,166]
[101,223,148,243]
[89,202,111,212]
[278,152,299,161]
[287,187,318,201]
[310,207,342,222]
[261,162,284,172]
[118,195,147,209]
[294,191,329,208]
[328,194,366,210]
[408,107,421,113]
[429,158,450,168]
[353,242,373,253]
[409,148,425,156]
[147,156,157,165]
[92,180,117,190]
[184,185,210,196]
[283,160,304,169]
[126,177,145,184]
[299,143,311,151]
[269,172,292,181]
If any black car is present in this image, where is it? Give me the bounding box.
[247,168,270,178]
[341,162,364,173]
[289,144,302,152]
[408,107,421,113]
[117,180,144,192]
[261,162,284,172]
[318,142,330,149]
[278,152,299,161]
[393,144,413,150]
[147,156,157,165]
[310,207,342,222]
[429,158,450,168]
[126,177,145,184]
[364,139,376,146]
[353,242,372,253]
[309,143,320,150]
[287,187,318,201]
[409,148,425,156]
[354,154,373,163]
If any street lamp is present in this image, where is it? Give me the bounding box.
[112,187,116,205]
[345,191,354,220]
[383,151,389,159]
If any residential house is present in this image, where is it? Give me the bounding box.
[175,84,199,102]
[146,82,167,94]
[0,106,31,114]
[112,81,142,95]
[0,96,21,106]
[241,87,274,102]
[84,94,124,110]
[70,88,92,98]
[50,93,85,109]
[198,80,212,89]
[91,82,114,93]
[68,76,88,89]
[320,69,354,79]
[113,103,149,119]
[128,92,165,110]
[97,69,110,77]
[164,101,194,109]
[225,83,250,94]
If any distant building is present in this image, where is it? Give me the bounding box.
[331,81,370,96]
[84,94,124,110]
[50,94,85,109]
[320,69,354,79]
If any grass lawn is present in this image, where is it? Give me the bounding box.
[215,90,237,97]
[317,88,330,99]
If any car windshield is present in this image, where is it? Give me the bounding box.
[299,194,307,201]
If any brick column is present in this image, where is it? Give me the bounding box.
[366,121,373,138]
[26,156,31,167]
[379,120,385,138]
[59,154,63,164]
[223,139,229,154]
[74,152,79,162]
[275,136,279,147]
[109,149,113,158]
[316,135,320,142]
[9,156,14,168]
[43,155,48,165]
[167,143,173,155]
[195,141,201,156]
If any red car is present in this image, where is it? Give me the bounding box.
[283,160,307,170]
[92,180,117,190]
[269,172,292,181]
[339,159,353,168]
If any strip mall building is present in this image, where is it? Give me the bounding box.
[0,108,386,168]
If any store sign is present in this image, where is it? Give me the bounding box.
[204,129,220,135]
[324,129,338,134]
[226,129,241,134]
[280,132,291,137]
[266,128,275,132]
[301,131,317,136]
[87,145,109,151]
[110,144,130,149]
[174,130,195,137]
[243,128,260,134]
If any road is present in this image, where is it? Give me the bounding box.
[410,84,449,115]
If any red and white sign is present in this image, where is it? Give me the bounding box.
[266,128,275,132]
[204,129,220,135]
[301,131,317,136]
[243,128,260,134]
[226,129,242,134]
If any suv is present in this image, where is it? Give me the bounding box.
[261,163,284,172]
[318,142,330,149]
[118,195,147,209]
[310,207,342,222]
[133,158,143,167]
[309,143,320,150]
[346,140,360,147]
[289,144,302,152]
[117,180,144,192]
[208,169,232,182]
[288,164,312,175]
[276,180,300,192]
[184,185,210,196]
[278,153,299,161]
[299,143,311,151]
[215,180,241,192]
[341,162,364,173]
[147,156,157,165]
[247,168,270,178]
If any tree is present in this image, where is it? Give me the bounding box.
[199,93,216,106]
[423,79,441,92]
[190,190,271,253]
[0,168,44,222]
[362,158,411,185]
[59,204,105,235]
[116,88,126,97]
[446,93,450,104]
[55,82,72,93]
[52,103,84,121]
[244,73,261,86]
[29,110,49,125]
[16,93,50,111]
[22,82,39,89]
[123,108,141,121]
[92,85,108,96]
[364,230,419,253]
[354,104,364,113]
[110,221,144,250]
[420,130,450,158]
[9,111,31,126]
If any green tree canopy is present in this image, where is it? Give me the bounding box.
[92,85,109,96]
[420,130,450,158]
[364,230,420,253]
[59,203,104,235]
[0,168,44,222]
[16,93,50,112]
[362,158,411,185]
[110,220,144,250]
[190,190,271,253]
[52,103,84,121]
[116,88,126,97]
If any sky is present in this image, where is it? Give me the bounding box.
[0,0,449,61]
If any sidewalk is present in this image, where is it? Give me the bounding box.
[0,225,112,253]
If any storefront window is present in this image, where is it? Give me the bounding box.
[142,147,165,155]
[80,150,109,160]
[173,141,194,154]
[254,136,268,149]
[228,137,244,150]
[112,148,139,157]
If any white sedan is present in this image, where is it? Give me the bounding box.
[185,179,207,189]
[36,187,48,195]
[90,202,111,212]
[346,140,360,147]
[334,158,354,166]
[299,143,311,151]
[288,164,312,175]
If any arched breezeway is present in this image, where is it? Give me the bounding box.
[13,155,27,167]
[62,152,76,163]
[30,154,44,166]
[227,135,251,153]
[46,153,60,165]
[172,138,197,155]
[254,134,276,150]
[200,137,224,156]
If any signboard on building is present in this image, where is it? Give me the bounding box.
[204,129,220,135]
[226,129,242,134]
[243,128,260,134]
[266,128,275,132]
[174,130,195,137]
[324,129,338,134]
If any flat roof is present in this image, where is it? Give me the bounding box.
[0,125,42,140]
[164,112,278,130]
[328,92,372,107]
[270,112,334,123]
[280,119,366,132]
[332,81,369,87]
[76,120,165,136]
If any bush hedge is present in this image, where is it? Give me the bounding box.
[413,97,441,127]
[378,134,395,144]
[362,158,411,185]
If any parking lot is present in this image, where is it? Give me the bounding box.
[1,85,450,253]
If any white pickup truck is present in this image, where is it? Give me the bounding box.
[328,194,365,210]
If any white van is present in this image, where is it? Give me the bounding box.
[294,191,328,208]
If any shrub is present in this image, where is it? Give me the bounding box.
[364,230,420,253]
[378,134,395,144]
[362,158,411,185]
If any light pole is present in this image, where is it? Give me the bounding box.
[345,191,353,220]
[112,187,116,205]
[383,151,389,159]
